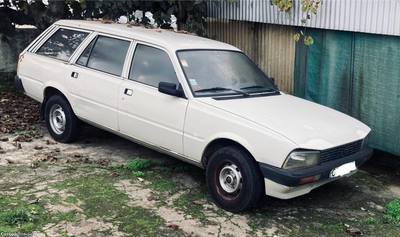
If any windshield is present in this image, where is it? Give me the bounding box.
[177,50,278,97]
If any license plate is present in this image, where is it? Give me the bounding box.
[330,161,357,179]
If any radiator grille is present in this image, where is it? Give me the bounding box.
[320,140,363,163]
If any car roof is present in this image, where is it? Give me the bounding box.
[55,20,240,52]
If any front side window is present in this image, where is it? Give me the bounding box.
[129,44,179,88]
[177,50,279,97]
[77,36,130,76]
[37,28,89,61]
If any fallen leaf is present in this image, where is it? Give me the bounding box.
[12,135,20,142]
[138,177,145,182]
[11,141,22,149]
[82,158,92,164]
[346,228,361,235]
[99,158,110,167]
[100,19,114,24]
[156,28,162,33]
[109,172,120,177]
[68,152,82,158]
[38,155,47,162]
[193,201,204,205]
[61,160,69,164]
[38,152,56,162]
[29,198,40,204]
[166,224,179,230]
[6,159,15,164]
[147,196,159,201]
[337,212,344,216]
[48,157,57,164]
[46,139,57,145]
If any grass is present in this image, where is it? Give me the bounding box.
[125,158,152,172]
[384,199,400,224]
[2,157,399,236]
[132,171,146,177]
[1,209,32,226]
[49,170,168,236]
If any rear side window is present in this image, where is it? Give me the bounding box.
[77,36,130,76]
[36,28,89,61]
[129,44,179,87]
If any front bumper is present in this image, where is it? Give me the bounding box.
[259,146,373,187]
[14,75,25,92]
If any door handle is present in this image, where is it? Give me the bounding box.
[124,88,133,96]
[71,72,79,78]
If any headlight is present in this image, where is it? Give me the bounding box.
[282,151,320,170]
[362,133,370,149]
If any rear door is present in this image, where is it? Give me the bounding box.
[66,34,132,131]
[118,43,188,154]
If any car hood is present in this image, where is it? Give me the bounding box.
[197,94,370,150]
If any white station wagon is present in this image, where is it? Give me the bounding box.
[15,20,373,212]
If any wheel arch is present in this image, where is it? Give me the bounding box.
[201,138,257,168]
[41,86,71,117]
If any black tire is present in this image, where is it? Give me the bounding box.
[206,146,263,213]
[44,94,81,143]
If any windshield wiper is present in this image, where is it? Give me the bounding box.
[240,85,279,93]
[240,85,265,90]
[195,87,249,97]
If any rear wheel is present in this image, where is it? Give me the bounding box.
[45,95,81,143]
[206,146,263,213]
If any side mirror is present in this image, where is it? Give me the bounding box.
[158,82,185,98]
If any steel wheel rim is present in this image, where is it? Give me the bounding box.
[215,162,243,200]
[49,104,66,135]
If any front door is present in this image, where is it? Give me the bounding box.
[118,44,188,154]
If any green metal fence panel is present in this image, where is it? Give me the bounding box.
[351,33,400,155]
[294,29,353,115]
[294,28,400,155]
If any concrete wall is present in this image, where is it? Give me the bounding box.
[0,29,42,79]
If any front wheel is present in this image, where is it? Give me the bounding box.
[206,146,263,213]
[45,95,81,143]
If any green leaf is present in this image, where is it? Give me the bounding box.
[294,33,300,42]
[194,0,203,5]
[304,36,314,45]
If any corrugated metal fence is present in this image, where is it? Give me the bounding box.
[206,18,296,94]
[207,0,400,36]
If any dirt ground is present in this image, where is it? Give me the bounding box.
[1,92,400,237]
